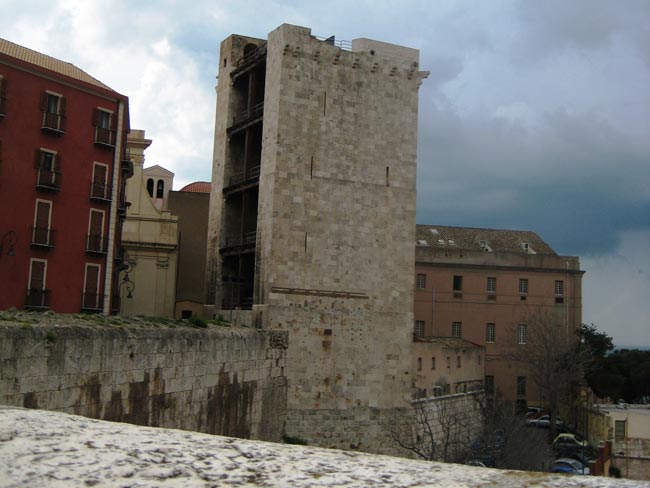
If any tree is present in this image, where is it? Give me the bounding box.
[578,323,614,365]
[506,309,587,439]
[472,395,552,471]
[380,393,480,463]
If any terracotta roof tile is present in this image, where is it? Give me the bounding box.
[0,38,114,91]
[180,181,211,193]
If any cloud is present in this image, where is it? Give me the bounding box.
[582,230,650,346]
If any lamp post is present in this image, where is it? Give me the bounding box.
[118,257,135,314]
[0,230,17,257]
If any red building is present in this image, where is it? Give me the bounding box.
[0,38,131,314]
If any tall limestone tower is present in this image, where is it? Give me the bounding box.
[207,24,428,452]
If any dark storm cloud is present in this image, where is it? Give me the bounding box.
[416,102,650,256]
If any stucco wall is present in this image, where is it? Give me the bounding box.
[0,323,287,442]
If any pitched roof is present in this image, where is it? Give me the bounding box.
[179,181,211,193]
[0,37,114,91]
[416,224,556,255]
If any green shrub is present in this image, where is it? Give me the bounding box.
[188,316,207,328]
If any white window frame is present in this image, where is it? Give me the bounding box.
[28,258,48,290]
[416,273,426,289]
[414,320,425,337]
[555,280,564,296]
[452,321,462,338]
[87,209,105,252]
[91,162,110,199]
[486,323,496,343]
[83,263,102,309]
[519,278,528,295]
[487,277,496,293]
[517,324,528,344]
[37,148,57,186]
[33,198,53,244]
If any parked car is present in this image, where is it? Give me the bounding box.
[527,415,564,428]
[553,433,587,451]
[526,406,545,419]
[550,458,590,475]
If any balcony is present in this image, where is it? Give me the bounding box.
[223,165,261,195]
[227,102,264,135]
[81,292,104,313]
[219,231,257,255]
[30,226,55,248]
[35,169,61,192]
[41,111,65,134]
[25,288,51,310]
[231,43,267,81]
[90,181,112,202]
[86,234,108,254]
[94,127,116,148]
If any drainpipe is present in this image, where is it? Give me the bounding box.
[103,100,125,314]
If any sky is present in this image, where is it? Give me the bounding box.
[3,0,649,346]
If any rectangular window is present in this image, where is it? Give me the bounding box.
[486,323,496,343]
[94,108,115,146]
[35,149,60,190]
[446,356,451,368]
[41,91,66,132]
[32,199,53,246]
[417,357,422,371]
[487,277,496,293]
[26,259,49,308]
[0,75,6,116]
[452,321,462,338]
[456,355,461,368]
[82,264,102,311]
[431,357,436,370]
[615,420,626,439]
[555,280,564,303]
[519,278,528,295]
[517,376,526,395]
[414,320,425,337]
[517,324,528,344]
[87,209,105,253]
[453,275,463,291]
[485,375,494,394]
[91,162,110,200]
[416,273,426,289]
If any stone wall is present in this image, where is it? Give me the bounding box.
[0,323,287,441]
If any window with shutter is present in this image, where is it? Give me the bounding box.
[91,163,110,200]
[82,264,102,311]
[32,200,53,246]
[87,210,105,253]
[26,259,49,308]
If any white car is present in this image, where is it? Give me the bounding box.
[527,415,564,428]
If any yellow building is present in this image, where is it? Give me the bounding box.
[119,130,178,318]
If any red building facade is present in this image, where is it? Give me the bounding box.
[0,38,131,314]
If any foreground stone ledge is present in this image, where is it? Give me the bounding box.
[0,408,645,487]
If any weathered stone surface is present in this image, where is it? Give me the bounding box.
[1,407,644,488]
[0,320,286,442]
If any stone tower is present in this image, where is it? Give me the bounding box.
[207,24,427,452]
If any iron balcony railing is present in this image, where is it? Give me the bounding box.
[227,165,261,187]
[315,35,352,51]
[25,288,51,309]
[35,169,61,191]
[222,231,257,249]
[41,111,65,133]
[232,101,264,127]
[90,181,112,201]
[31,226,55,247]
[232,43,267,76]
[94,126,115,147]
[86,234,108,254]
[81,292,104,312]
